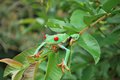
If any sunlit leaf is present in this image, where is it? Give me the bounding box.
[70,10,88,31]
[4,47,37,77]
[0,58,23,69]
[77,33,101,64]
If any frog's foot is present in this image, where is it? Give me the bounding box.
[34,52,40,58]
[34,50,43,58]
[57,59,70,73]
[27,56,35,63]
[51,45,58,52]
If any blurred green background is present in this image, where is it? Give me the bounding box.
[0,0,120,80]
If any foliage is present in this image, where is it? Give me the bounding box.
[0,0,120,80]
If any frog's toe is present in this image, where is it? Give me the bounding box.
[57,59,70,73]
[65,65,70,71]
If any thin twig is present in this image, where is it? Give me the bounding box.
[79,13,111,35]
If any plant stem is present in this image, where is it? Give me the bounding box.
[79,13,111,35]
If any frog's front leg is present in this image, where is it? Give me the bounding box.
[33,42,46,57]
[57,44,70,72]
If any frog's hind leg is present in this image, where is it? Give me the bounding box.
[57,44,70,72]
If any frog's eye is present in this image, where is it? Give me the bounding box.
[54,36,59,41]
[44,35,46,39]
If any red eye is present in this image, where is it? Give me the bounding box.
[54,36,59,41]
[44,35,46,39]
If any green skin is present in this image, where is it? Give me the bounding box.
[34,33,79,70]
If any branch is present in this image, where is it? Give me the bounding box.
[79,13,111,35]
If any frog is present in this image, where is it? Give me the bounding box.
[34,33,79,72]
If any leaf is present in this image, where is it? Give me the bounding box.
[4,46,50,78]
[99,61,110,79]
[12,70,25,80]
[77,33,101,64]
[19,18,44,34]
[71,44,93,71]
[81,65,95,80]
[47,19,65,27]
[4,47,37,77]
[96,28,120,46]
[62,72,77,80]
[47,19,78,32]
[19,18,36,24]
[36,18,45,25]
[47,19,66,32]
[107,14,120,23]
[21,62,40,80]
[19,18,44,25]
[22,22,42,34]
[70,10,88,31]
[39,61,47,72]
[49,28,66,33]
[84,13,105,25]
[0,58,23,69]
[44,52,63,80]
[102,0,120,12]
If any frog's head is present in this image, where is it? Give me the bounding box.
[69,34,79,45]
[45,33,69,44]
[70,34,79,41]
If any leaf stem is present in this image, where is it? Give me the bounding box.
[79,13,111,35]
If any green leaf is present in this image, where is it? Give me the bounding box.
[81,65,95,80]
[107,14,120,23]
[47,19,66,32]
[70,10,88,31]
[12,70,25,80]
[22,22,42,34]
[77,33,101,64]
[19,18,44,25]
[36,18,45,25]
[98,28,120,46]
[84,13,105,25]
[4,47,37,77]
[44,52,63,80]
[49,28,66,33]
[99,61,110,79]
[62,72,77,80]
[19,18,36,24]
[102,0,120,12]
[0,58,23,69]
[71,44,93,71]
[47,19,78,33]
